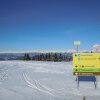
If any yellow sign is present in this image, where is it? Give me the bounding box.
[73,53,100,76]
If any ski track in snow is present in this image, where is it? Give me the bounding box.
[23,72,53,95]
[23,72,68,99]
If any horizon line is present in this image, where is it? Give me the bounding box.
[0,49,92,54]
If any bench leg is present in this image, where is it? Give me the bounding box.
[94,82,97,89]
[77,77,79,88]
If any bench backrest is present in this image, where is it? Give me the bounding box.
[78,76,96,82]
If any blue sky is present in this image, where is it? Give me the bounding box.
[0,0,100,51]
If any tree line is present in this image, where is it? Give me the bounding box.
[23,53,72,62]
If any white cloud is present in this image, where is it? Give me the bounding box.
[93,44,100,48]
[92,44,100,52]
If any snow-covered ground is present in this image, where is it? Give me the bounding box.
[0,61,100,100]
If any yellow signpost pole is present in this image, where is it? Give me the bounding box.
[74,41,81,53]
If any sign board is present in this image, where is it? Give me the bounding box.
[74,41,81,46]
[73,53,100,76]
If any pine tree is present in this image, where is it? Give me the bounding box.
[23,53,31,60]
[59,53,62,61]
[54,53,58,61]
